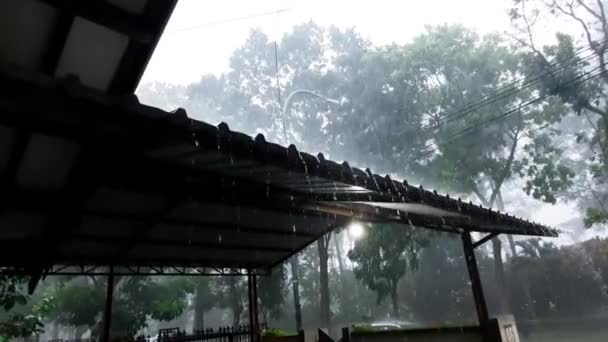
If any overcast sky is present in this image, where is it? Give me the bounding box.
[141,0,515,85]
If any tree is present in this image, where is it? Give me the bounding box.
[45,276,190,338]
[509,239,608,318]
[405,233,478,323]
[258,266,286,324]
[0,275,47,338]
[509,0,608,226]
[347,223,426,318]
[288,257,302,331]
[216,277,246,326]
[316,235,331,329]
[192,278,215,331]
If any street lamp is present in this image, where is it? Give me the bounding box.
[281,89,340,142]
[348,221,366,240]
[283,89,339,332]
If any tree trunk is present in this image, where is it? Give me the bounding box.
[51,322,59,340]
[390,282,399,318]
[492,238,509,314]
[333,234,345,279]
[496,190,517,258]
[229,278,242,326]
[290,257,302,331]
[75,326,86,339]
[317,235,331,329]
[193,287,206,331]
[506,235,517,257]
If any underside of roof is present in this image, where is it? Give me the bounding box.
[0,0,175,95]
[0,0,556,274]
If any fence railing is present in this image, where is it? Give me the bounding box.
[156,324,268,342]
[46,325,269,342]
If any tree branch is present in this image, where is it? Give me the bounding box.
[582,101,608,118]
[522,0,539,51]
[577,0,603,21]
[555,1,608,83]
[583,111,608,160]
[489,132,520,206]
[596,0,608,44]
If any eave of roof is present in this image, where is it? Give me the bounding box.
[0,67,558,241]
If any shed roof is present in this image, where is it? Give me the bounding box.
[0,66,556,274]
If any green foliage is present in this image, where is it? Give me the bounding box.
[0,314,44,338]
[509,240,608,318]
[521,133,575,203]
[47,279,104,327]
[262,328,293,337]
[258,266,286,321]
[0,275,46,338]
[584,207,608,227]
[45,276,190,338]
[510,0,608,226]
[348,224,427,317]
[0,275,29,312]
[216,276,247,326]
[404,233,477,323]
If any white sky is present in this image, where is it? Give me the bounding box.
[141,0,513,84]
[138,0,598,240]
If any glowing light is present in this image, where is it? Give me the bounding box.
[348,221,366,240]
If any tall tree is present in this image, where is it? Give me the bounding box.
[347,224,426,318]
[0,275,48,338]
[216,277,246,326]
[317,235,331,329]
[192,278,215,331]
[510,0,608,226]
[289,257,302,331]
[45,276,190,338]
[258,266,286,324]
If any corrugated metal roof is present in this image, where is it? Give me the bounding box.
[0,66,556,273]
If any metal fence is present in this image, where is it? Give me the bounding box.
[156,324,267,342]
[46,325,268,342]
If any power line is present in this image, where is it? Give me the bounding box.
[433,49,598,128]
[418,64,606,157]
[424,43,600,130]
[165,8,290,34]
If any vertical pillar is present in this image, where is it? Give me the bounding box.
[247,273,255,342]
[102,266,115,342]
[291,257,302,332]
[461,232,490,326]
[252,274,259,331]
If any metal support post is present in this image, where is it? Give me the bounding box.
[252,274,259,332]
[461,232,490,326]
[247,272,255,342]
[102,266,115,342]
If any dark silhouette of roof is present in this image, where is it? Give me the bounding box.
[0,67,556,273]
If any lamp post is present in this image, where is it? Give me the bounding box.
[282,89,339,332]
[281,89,340,143]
